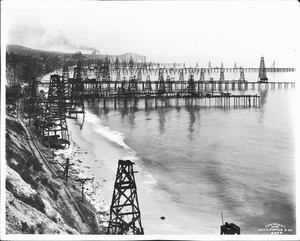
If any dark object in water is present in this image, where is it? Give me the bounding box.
[220,222,240,235]
[160,216,165,220]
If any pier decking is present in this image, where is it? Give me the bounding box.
[85,92,260,109]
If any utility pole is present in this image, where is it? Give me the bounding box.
[59,158,74,182]
[75,177,94,202]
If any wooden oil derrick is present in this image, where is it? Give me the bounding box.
[238,67,245,83]
[129,56,134,75]
[142,61,148,74]
[186,74,196,96]
[120,77,128,95]
[100,55,110,81]
[62,65,69,83]
[144,75,152,93]
[200,68,205,81]
[179,68,184,90]
[122,60,128,74]
[166,75,172,92]
[115,57,120,70]
[127,76,137,96]
[34,92,47,135]
[62,65,70,104]
[164,67,168,75]
[42,74,69,149]
[81,66,88,80]
[137,68,142,82]
[270,60,275,69]
[158,69,166,95]
[69,60,85,118]
[25,77,38,124]
[116,68,121,82]
[179,68,184,82]
[94,66,102,95]
[208,61,212,69]
[107,160,144,235]
[219,68,225,82]
[258,56,268,82]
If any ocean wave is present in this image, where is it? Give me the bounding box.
[85,112,136,157]
[84,111,159,188]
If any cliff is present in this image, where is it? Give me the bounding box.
[5,114,107,234]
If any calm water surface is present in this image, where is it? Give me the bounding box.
[82,71,296,234]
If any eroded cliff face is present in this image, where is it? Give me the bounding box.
[5,116,78,234]
[5,115,104,234]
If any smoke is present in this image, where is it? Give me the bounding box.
[45,32,99,53]
[8,24,100,53]
[92,49,100,55]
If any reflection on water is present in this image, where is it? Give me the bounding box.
[258,89,268,124]
[259,89,268,106]
[185,99,197,141]
[83,87,295,234]
[157,107,166,134]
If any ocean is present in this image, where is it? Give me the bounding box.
[50,70,296,235]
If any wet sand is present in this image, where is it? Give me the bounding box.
[55,110,188,234]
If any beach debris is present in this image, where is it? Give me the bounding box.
[160,216,165,220]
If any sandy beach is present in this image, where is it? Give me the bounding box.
[40,71,296,235]
[54,107,190,234]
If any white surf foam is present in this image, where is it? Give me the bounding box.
[84,111,158,186]
[85,111,136,157]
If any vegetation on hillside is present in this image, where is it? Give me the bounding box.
[6,115,106,234]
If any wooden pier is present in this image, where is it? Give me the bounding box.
[85,92,260,110]
[80,80,295,95]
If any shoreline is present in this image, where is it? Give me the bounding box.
[54,116,115,216]
[62,108,210,234]
[40,72,296,235]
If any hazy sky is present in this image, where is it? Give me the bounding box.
[2,0,300,67]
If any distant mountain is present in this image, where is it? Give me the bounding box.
[113,53,146,62]
[6,45,146,62]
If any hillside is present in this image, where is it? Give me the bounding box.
[6,44,146,62]
[6,45,67,56]
[5,114,107,234]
